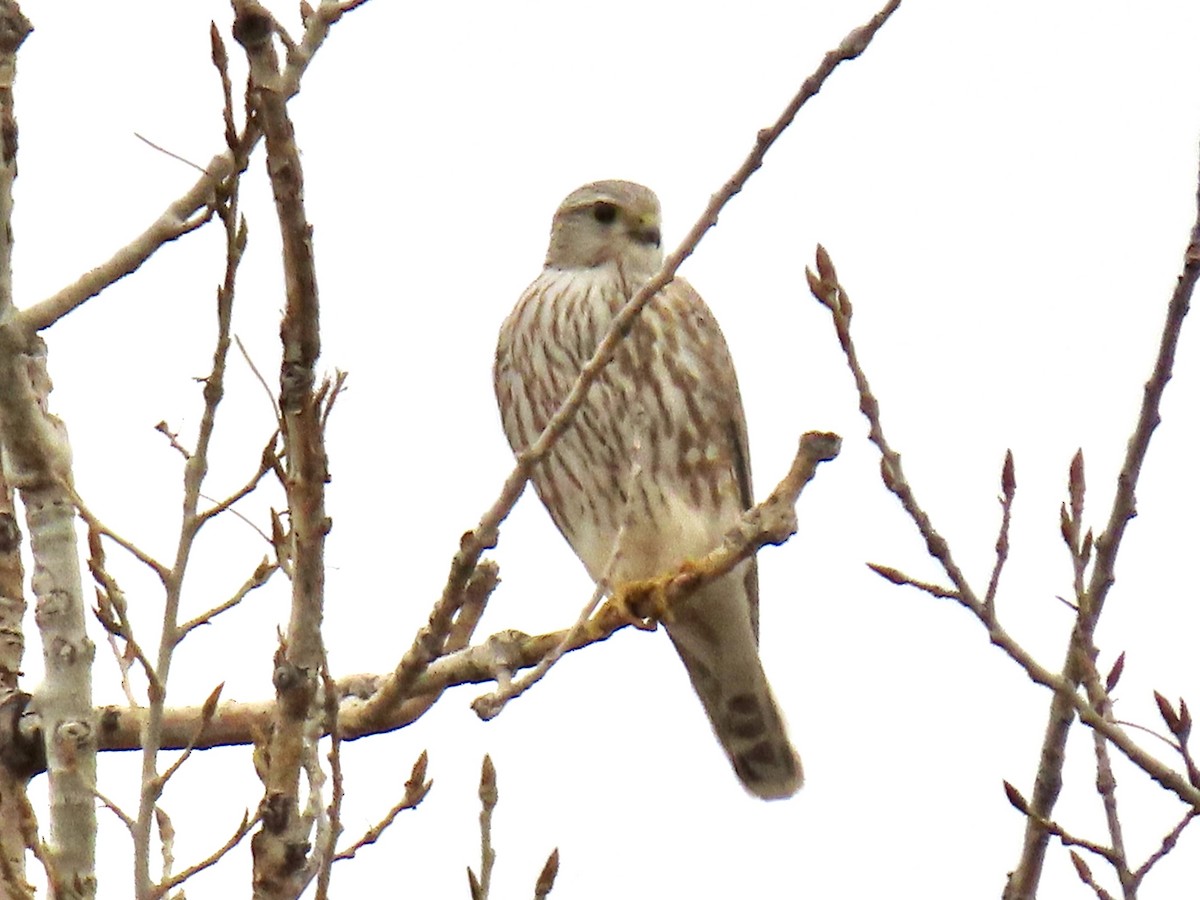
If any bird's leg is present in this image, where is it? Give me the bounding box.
[585,596,653,638]
[597,576,665,632]
[591,550,730,636]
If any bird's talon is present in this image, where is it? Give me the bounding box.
[604,576,673,629]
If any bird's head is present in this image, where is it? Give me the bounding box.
[545,180,663,276]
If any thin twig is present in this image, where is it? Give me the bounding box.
[96,790,136,834]
[133,133,210,175]
[211,23,238,151]
[1052,450,1135,895]
[469,755,498,900]
[473,581,608,721]
[1111,718,1176,750]
[176,557,279,638]
[153,810,257,898]
[155,806,176,888]
[1074,606,1132,894]
[983,450,1016,614]
[472,509,631,720]
[87,522,161,700]
[314,658,343,900]
[1068,851,1118,900]
[196,431,279,524]
[153,684,224,791]
[807,246,975,614]
[1131,809,1199,889]
[134,70,251,896]
[154,420,193,459]
[1003,781,1119,864]
[202,489,276,544]
[72,487,169,583]
[333,751,431,861]
[1081,652,1132,896]
[866,563,958,600]
[1050,822,1120,866]
[318,369,348,432]
[235,335,282,422]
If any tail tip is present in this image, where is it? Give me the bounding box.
[737,746,804,801]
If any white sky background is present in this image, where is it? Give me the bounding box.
[8,0,1200,896]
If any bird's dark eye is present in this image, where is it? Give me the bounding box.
[592,202,617,224]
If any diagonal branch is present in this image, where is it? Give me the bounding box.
[807,247,1200,818]
[152,810,257,899]
[94,432,840,751]
[21,1,363,333]
[332,751,430,862]
[470,431,841,720]
[1005,132,1200,900]
[415,0,903,724]
[1131,809,1198,891]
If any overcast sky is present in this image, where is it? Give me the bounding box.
[10,1,1200,897]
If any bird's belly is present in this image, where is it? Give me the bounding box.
[534,398,729,586]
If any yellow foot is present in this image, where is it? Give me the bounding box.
[590,573,672,634]
[583,555,724,639]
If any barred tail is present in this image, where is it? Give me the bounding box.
[664,572,803,800]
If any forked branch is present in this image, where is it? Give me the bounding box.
[806,246,1200,823]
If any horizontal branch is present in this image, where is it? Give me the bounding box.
[92,431,841,751]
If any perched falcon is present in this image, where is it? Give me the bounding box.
[494,180,802,800]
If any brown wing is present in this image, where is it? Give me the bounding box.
[657,277,761,640]
[653,278,799,798]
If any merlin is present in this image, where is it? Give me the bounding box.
[494,180,802,799]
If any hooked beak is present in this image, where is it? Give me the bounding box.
[630,216,661,248]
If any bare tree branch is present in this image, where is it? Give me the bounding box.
[130,89,250,900]
[471,430,840,720]
[94,432,838,754]
[72,490,169,584]
[1131,809,1199,891]
[983,450,1016,614]
[1006,128,1200,900]
[467,755,497,900]
[87,525,160,703]
[807,247,1200,819]
[152,810,257,899]
[232,3,334,894]
[21,1,360,332]
[332,751,430,862]
[0,5,99,892]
